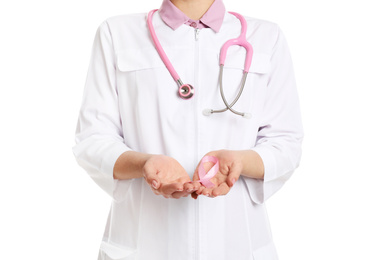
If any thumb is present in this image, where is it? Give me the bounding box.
[151,179,160,190]
[143,167,161,190]
[227,164,241,187]
[192,165,200,182]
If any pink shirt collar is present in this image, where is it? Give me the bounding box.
[159,0,226,32]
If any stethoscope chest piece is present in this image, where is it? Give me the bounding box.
[177,79,194,99]
[178,83,194,99]
[147,9,252,117]
[147,10,195,100]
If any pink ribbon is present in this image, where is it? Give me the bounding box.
[198,156,219,188]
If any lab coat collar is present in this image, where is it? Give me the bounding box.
[159,0,226,32]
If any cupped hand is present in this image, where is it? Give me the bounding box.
[143,155,193,199]
[190,150,243,199]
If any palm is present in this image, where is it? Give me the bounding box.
[154,157,191,184]
[144,155,191,198]
[192,150,243,198]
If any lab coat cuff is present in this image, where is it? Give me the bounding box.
[246,146,281,203]
[251,146,277,182]
[100,145,132,177]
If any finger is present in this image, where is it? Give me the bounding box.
[192,170,200,182]
[152,189,161,196]
[171,190,190,199]
[191,181,201,191]
[212,182,230,197]
[184,181,201,192]
[226,164,241,187]
[196,186,205,195]
[200,187,213,197]
[143,169,161,190]
[183,182,193,192]
[160,182,184,196]
[183,182,196,193]
[191,192,198,199]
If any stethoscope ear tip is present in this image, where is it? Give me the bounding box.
[202,109,213,116]
[203,109,251,118]
[243,113,252,119]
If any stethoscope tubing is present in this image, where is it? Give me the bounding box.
[219,12,253,73]
[147,9,195,99]
[211,65,249,117]
[147,9,180,82]
[147,9,253,117]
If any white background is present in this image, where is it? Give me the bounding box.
[1,0,389,259]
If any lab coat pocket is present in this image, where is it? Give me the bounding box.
[115,47,187,103]
[116,48,167,97]
[99,241,136,260]
[220,51,271,117]
[252,243,279,260]
[116,48,165,72]
[224,51,271,74]
[116,46,192,73]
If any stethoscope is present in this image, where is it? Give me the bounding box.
[147,9,253,118]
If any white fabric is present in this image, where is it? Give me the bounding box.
[73,11,303,260]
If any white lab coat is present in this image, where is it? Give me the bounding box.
[73,11,303,260]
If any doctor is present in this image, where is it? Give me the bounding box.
[73,0,303,259]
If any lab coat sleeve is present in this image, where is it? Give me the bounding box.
[247,26,303,203]
[72,21,132,200]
